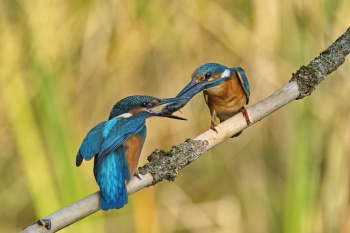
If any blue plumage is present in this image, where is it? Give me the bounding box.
[76,122,106,167]
[76,95,186,210]
[77,114,147,210]
[95,114,147,167]
[94,148,130,210]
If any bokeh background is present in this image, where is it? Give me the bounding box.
[1,0,350,232]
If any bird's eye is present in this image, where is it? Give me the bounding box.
[204,72,211,80]
[141,102,148,107]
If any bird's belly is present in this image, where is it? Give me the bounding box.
[123,134,145,180]
[215,105,241,121]
[211,96,246,122]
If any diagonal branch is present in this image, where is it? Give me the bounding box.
[20,27,350,233]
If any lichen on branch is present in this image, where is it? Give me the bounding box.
[139,139,208,184]
[290,28,350,99]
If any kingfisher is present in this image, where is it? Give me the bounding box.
[162,63,250,133]
[76,95,186,210]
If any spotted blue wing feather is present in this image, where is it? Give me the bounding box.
[76,122,106,167]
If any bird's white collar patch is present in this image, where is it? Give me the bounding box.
[221,69,230,78]
[115,113,133,118]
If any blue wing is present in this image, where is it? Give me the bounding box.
[95,116,146,167]
[231,67,250,104]
[76,122,106,167]
[93,146,131,210]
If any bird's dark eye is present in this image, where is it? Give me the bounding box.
[141,102,148,107]
[204,72,211,80]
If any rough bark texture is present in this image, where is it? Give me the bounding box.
[290,28,350,99]
[139,139,208,184]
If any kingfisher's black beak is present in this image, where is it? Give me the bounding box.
[153,96,188,107]
[175,79,197,97]
[149,96,188,120]
[147,108,187,120]
[161,76,230,115]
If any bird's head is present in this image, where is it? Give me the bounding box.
[187,63,231,92]
[161,63,231,115]
[109,95,187,120]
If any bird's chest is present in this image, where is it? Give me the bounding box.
[122,129,146,177]
[205,78,247,120]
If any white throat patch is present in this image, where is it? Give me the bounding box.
[221,69,230,78]
[115,113,133,118]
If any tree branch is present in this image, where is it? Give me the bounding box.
[21,27,350,233]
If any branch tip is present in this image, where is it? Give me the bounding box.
[290,27,350,99]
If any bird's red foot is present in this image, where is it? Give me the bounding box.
[210,124,218,133]
[240,107,251,125]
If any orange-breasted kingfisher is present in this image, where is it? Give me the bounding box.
[161,63,250,132]
[76,95,186,210]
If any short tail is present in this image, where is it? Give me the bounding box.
[94,149,130,210]
[99,186,128,210]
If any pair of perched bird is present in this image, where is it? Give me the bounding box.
[76,63,251,210]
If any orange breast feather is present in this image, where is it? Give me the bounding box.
[205,74,247,120]
[123,134,145,181]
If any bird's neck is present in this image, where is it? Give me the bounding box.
[114,108,146,119]
[115,112,133,118]
[114,110,152,119]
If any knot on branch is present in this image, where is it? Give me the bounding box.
[139,139,208,185]
[290,65,319,99]
[290,27,350,99]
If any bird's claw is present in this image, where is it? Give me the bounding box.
[210,124,218,133]
[240,107,251,125]
[37,219,51,230]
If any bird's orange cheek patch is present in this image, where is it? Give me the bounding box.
[129,108,144,115]
[150,100,159,106]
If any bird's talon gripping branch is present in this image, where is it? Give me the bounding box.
[240,107,251,125]
[210,124,218,133]
[37,219,51,230]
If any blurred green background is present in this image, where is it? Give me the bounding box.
[1,0,350,232]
